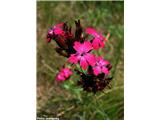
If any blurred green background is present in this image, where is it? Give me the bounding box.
[37,1,124,120]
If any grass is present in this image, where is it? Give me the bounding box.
[37,1,124,120]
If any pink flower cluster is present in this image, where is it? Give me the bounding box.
[68,41,110,75]
[47,23,65,42]
[47,20,112,84]
[56,68,73,81]
[86,28,106,50]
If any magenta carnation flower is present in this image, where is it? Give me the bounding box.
[46,20,113,93]
[93,57,110,76]
[52,23,65,35]
[85,27,106,50]
[68,41,96,70]
[47,23,65,43]
[56,68,73,81]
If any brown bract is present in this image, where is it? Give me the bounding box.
[78,73,112,93]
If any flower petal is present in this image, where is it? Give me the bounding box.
[52,23,65,35]
[80,57,88,70]
[85,27,97,36]
[54,28,64,35]
[92,38,100,50]
[73,42,83,53]
[68,54,78,64]
[102,67,109,75]
[63,68,73,78]
[100,59,109,66]
[93,66,101,76]
[56,73,65,81]
[84,53,96,66]
[99,40,105,48]
[83,41,93,52]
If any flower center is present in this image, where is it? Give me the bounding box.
[96,61,104,68]
[81,52,86,56]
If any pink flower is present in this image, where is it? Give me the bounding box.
[85,27,106,50]
[52,23,65,35]
[68,41,96,70]
[47,23,65,43]
[56,68,73,81]
[93,57,110,76]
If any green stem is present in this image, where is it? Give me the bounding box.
[75,64,86,74]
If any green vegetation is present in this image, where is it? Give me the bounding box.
[37,1,124,120]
